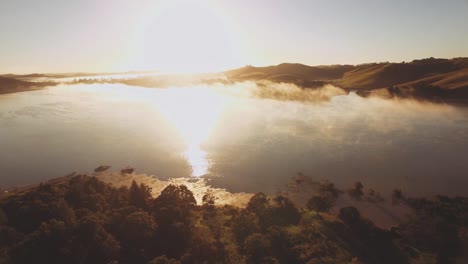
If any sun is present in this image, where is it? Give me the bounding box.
[134,0,241,73]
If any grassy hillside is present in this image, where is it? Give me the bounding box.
[336,58,462,90]
[3,58,468,103]
[225,58,468,104]
[225,63,354,87]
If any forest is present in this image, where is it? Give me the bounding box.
[0,175,467,264]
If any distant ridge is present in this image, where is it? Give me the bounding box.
[2,58,468,104]
[0,76,56,94]
[225,57,468,103]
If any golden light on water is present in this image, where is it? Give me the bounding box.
[183,146,209,177]
[151,86,230,177]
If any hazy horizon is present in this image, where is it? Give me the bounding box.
[1,56,468,76]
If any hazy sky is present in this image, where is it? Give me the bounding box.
[1,0,467,73]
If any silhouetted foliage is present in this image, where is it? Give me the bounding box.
[338,207,362,225]
[153,184,195,227]
[318,180,342,199]
[0,175,466,263]
[269,196,300,226]
[129,180,152,209]
[366,188,385,203]
[396,195,468,263]
[246,192,269,214]
[307,195,334,216]
[202,189,216,208]
[244,233,272,263]
[231,211,260,245]
[348,181,364,200]
[392,188,404,205]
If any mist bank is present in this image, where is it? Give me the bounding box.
[2,57,468,104]
[2,82,468,197]
[225,57,468,105]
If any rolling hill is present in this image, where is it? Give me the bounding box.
[225,57,468,103]
[3,57,468,103]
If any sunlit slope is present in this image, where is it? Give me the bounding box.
[227,58,468,89]
[394,68,468,90]
[225,63,354,87]
[336,58,467,90]
[3,57,468,102]
[226,58,468,102]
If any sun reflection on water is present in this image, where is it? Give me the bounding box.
[183,146,209,177]
[151,86,229,177]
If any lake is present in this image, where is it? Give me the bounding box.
[1,82,468,196]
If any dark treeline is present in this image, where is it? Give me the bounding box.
[0,76,57,95]
[0,175,467,264]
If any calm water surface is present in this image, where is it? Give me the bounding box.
[1,83,468,196]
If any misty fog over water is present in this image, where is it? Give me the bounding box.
[1,83,468,196]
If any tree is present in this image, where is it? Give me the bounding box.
[202,189,216,207]
[10,219,73,264]
[73,214,120,263]
[152,185,196,258]
[231,211,260,245]
[129,180,152,209]
[338,206,361,225]
[269,196,300,226]
[307,195,334,216]
[266,226,296,263]
[153,184,196,226]
[121,211,157,246]
[65,175,110,211]
[244,233,272,263]
[367,188,385,203]
[318,180,342,199]
[348,182,364,200]
[247,192,269,214]
[247,192,271,228]
[392,189,404,205]
[154,185,196,208]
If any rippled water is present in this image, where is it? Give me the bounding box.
[1,83,468,196]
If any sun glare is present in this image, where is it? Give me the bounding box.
[134,0,241,74]
[151,86,230,176]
